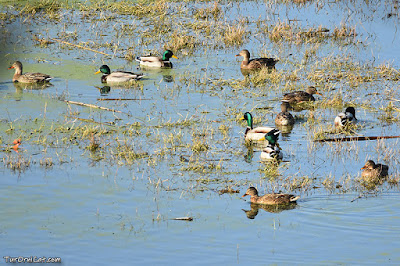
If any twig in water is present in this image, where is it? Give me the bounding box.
[62,100,128,115]
[65,116,115,126]
[315,135,400,142]
[97,98,151,101]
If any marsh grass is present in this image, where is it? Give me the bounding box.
[3,0,400,201]
[39,157,53,168]
[193,2,222,20]
[378,102,399,123]
[222,23,247,47]
[266,20,357,45]
[3,154,31,172]
[258,160,283,179]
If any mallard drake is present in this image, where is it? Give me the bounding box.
[282,86,322,103]
[258,129,283,160]
[334,107,357,128]
[236,49,278,70]
[242,187,299,205]
[275,101,295,126]
[95,65,144,83]
[8,61,52,83]
[135,50,178,68]
[361,160,389,179]
[240,112,275,141]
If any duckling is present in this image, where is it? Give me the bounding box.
[258,129,283,160]
[236,49,278,70]
[361,160,389,179]
[95,65,144,83]
[136,50,178,68]
[242,187,299,205]
[334,107,357,128]
[240,112,275,142]
[8,61,52,83]
[275,101,295,126]
[282,86,322,103]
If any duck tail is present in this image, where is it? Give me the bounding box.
[290,196,300,202]
[135,57,142,62]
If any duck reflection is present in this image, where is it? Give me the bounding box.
[97,86,111,96]
[242,202,297,219]
[163,75,174,83]
[275,124,294,135]
[13,81,53,90]
[244,147,254,163]
[239,67,276,78]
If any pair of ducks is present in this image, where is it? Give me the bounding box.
[243,159,389,206]
[8,50,178,84]
[95,50,177,83]
[241,112,283,160]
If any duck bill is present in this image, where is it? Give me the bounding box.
[172,55,178,59]
[242,193,248,197]
[235,54,240,57]
[8,66,14,70]
[361,166,367,170]
[94,70,101,75]
[316,91,323,96]
[275,143,281,149]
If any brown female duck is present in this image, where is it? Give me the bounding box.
[242,187,299,205]
[275,101,295,126]
[8,61,52,83]
[282,86,322,103]
[361,160,389,179]
[236,49,278,70]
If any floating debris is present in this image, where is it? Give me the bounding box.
[172,217,193,221]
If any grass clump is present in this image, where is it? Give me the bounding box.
[222,23,247,47]
[193,2,222,20]
[3,154,31,172]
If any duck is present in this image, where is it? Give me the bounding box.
[334,107,357,128]
[282,86,322,103]
[258,129,283,160]
[275,101,295,126]
[95,65,144,83]
[8,61,52,83]
[135,50,178,68]
[236,49,278,70]
[361,160,389,179]
[240,112,275,142]
[242,187,299,205]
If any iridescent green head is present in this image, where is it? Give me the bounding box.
[264,129,280,145]
[241,112,253,128]
[95,65,111,75]
[162,50,178,61]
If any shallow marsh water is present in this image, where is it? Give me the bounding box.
[1,0,400,264]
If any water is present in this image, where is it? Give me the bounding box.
[1,0,400,264]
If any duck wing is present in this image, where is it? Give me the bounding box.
[22,72,52,82]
